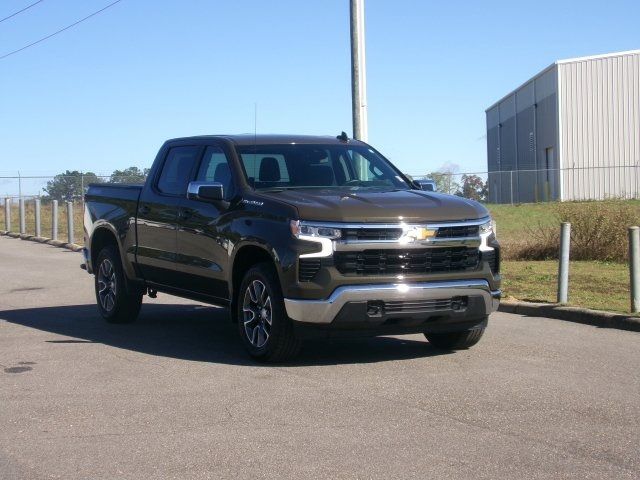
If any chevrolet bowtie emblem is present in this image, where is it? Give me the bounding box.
[404,227,437,241]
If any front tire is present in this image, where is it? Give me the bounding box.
[425,323,486,350]
[237,263,301,362]
[95,245,142,324]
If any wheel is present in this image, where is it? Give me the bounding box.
[425,323,486,350]
[237,263,302,362]
[95,245,142,324]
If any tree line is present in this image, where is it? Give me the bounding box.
[425,172,488,202]
[43,167,149,200]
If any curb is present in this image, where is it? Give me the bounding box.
[499,301,640,332]
[1,231,83,252]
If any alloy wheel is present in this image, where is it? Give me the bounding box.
[97,258,117,312]
[242,280,272,348]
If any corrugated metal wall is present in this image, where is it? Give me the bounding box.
[558,52,640,200]
[534,67,560,202]
[485,67,559,203]
[486,106,501,203]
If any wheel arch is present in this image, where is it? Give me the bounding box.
[90,225,120,270]
[90,224,140,288]
[229,242,281,322]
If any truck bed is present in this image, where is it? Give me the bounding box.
[84,183,143,274]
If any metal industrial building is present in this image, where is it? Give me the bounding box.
[486,50,640,203]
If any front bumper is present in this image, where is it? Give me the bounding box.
[284,279,501,325]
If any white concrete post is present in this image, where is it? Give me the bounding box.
[34,198,41,237]
[66,201,74,245]
[557,222,571,303]
[629,226,639,313]
[52,200,58,241]
[4,198,10,232]
[19,198,25,234]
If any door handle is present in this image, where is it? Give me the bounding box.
[138,204,150,215]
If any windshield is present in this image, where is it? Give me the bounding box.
[236,144,411,191]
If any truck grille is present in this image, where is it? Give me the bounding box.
[341,224,479,241]
[481,249,500,274]
[334,248,479,276]
[341,228,403,241]
[435,225,479,238]
[298,258,322,282]
[383,299,454,314]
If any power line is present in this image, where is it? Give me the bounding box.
[0,0,46,24]
[0,0,124,61]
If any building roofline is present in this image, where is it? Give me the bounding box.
[556,48,640,64]
[485,49,640,113]
[485,62,557,112]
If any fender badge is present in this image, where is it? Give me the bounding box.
[241,199,264,207]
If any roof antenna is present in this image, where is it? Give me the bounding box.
[337,131,349,142]
[253,102,258,158]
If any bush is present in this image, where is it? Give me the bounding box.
[509,201,640,263]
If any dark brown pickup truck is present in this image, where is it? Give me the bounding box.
[83,134,501,361]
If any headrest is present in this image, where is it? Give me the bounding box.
[309,165,334,186]
[259,157,280,182]
[213,162,231,184]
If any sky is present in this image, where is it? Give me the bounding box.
[1,0,639,184]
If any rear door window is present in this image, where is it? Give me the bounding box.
[157,146,200,195]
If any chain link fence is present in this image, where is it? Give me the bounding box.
[0,174,147,242]
[411,165,640,203]
[1,166,639,207]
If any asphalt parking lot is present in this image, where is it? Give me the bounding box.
[1,236,639,479]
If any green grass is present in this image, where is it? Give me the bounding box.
[488,199,639,314]
[487,199,640,260]
[488,202,559,241]
[502,260,634,315]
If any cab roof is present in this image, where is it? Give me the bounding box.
[167,134,366,146]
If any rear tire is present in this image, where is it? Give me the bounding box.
[237,262,301,362]
[425,322,486,350]
[94,245,142,324]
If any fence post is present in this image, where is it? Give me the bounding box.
[19,198,25,234]
[4,198,10,232]
[66,201,74,245]
[557,222,571,303]
[52,200,58,240]
[630,226,640,313]
[34,198,41,237]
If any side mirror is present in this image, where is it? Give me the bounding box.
[187,181,224,202]
[413,179,436,192]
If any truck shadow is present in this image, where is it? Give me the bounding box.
[0,303,451,366]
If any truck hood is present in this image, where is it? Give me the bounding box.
[253,189,489,223]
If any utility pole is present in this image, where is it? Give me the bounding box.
[350,0,368,141]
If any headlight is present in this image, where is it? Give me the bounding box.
[479,219,496,236]
[290,220,342,239]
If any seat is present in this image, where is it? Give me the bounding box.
[309,165,335,186]
[292,163,335,186]
[258,157,281,187]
